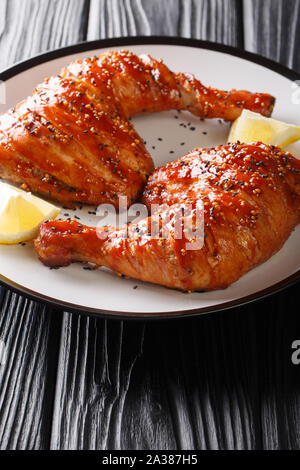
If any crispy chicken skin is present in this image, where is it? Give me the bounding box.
[35,143,300,291]
[0,50,274,206]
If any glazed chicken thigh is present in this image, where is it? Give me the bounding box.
[35,143,300,291]
[0,50,274,206]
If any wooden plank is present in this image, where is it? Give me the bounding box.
[255,286,300,450]
[0,0,90,449]
[243,0,300,72]
[0,291,62,449]
[0,0,90,71]
[51,300,269,450]
[52,284,300,450]
[87,0,243,46]
[50,317,178,450]
[243,0,300,449]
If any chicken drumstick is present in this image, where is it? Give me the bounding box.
[35,143,300,291]
[0,50,274,206]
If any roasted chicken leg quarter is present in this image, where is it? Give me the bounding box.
[35,143,300,291]
[0,50,275,206]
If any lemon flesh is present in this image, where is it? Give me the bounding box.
[0,182,60,244]
[228,109,300,148]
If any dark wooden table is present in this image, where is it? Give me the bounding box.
[0,0,300,451]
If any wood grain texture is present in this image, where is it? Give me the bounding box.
[0,0,90,450]
[0,291,61,450]
[243,0,300,72]
[87,0,243,46]
[50,284,300,450]
[0,0,300,451]
[0,0,89,71]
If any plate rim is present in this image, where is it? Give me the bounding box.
[0,35,299,320]
[0,269,299,321]
[1,35,299,82]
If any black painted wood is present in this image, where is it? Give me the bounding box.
[243,0,300,73]
[87,0,243,46]
[0,0,90,71]
[50,284,300,450]
[0,291,61,449]
[0,0,90,450]
[0,0,299,451]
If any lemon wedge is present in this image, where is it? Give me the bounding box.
[228,109,300,148]
[0,182,60,244]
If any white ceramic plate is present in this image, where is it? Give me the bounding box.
[0,37,299,319]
